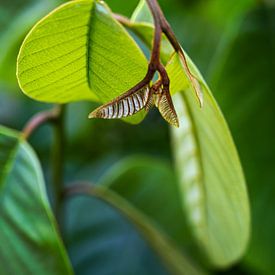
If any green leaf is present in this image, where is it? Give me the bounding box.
[0,125,73,275]
[131,0,154,24]
[127,4,250,264]
[64,183,204,275]
[210,6,275,274]
[0,0,64,86]
[17,0,148,124]
[65,194,169,275]
[98,156,193,250]
[166,54,250,267]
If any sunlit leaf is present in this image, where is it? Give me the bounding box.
[0,125,73,275]
[166,54,250,267]
[17,0,148,123]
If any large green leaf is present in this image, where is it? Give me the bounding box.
[64,183,204,275]
[0,125,73,274]
[17,0,148,123]
[166,54,250,267]
[210,5,275,274]
[126,1,250,267]
[0,0,64,86]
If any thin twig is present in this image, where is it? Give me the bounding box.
[22,106,60,139]
[114,0,203,106]
[52,104,66,226]
[22,104,66,227]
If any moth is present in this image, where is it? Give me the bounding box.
[89,84,179,128]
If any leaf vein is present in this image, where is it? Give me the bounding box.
[19,45,85,77]
[25,65,86,93]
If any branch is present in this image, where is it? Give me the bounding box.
[114,0,203,107]
[52,105,66,225]
[146,0,203,106]
[22,106,60,139]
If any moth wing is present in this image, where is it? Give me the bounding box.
[156,91,179,128]
[89,85,150,119]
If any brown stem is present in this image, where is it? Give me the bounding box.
[147,0,202,106]
[113,1,167,97]
[22,105,66,227]
[146,0,193,73]
[22,106,60,139]
[52,105,66,225]
[114,0,198,87]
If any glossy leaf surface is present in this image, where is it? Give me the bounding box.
[167,54,250,267]
[0,126,73,274]
[17,0,148,123]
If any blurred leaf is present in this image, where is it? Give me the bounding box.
[98,156,193,249]
[0,0,64,86]
[106,1,251,267]
[65,195,168,275]
[169,0,256,77]
[166,54,250,268]
[17,0,147,124]
[64,183,204,275]
[210,5,275,275]
[0,125,73,275]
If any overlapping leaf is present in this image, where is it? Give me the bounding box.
[99,156,192,248]
[64,182,203,275]
[17,0,148,123]
[167,54,250,267]
[0,125,73,274]
[126,1,250,267]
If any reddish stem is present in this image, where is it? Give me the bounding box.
[22,106,61,139]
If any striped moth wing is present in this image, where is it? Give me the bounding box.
[89,85,150,119]
[155,90,179,128]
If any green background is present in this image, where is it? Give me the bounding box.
[1,0,274,274]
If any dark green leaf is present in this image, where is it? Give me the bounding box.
[167,53,250,268]
[0,125,73,275]
[64,183,204,275]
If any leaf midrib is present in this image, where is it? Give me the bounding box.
[86,2,95,90]
[179,91,209,241]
